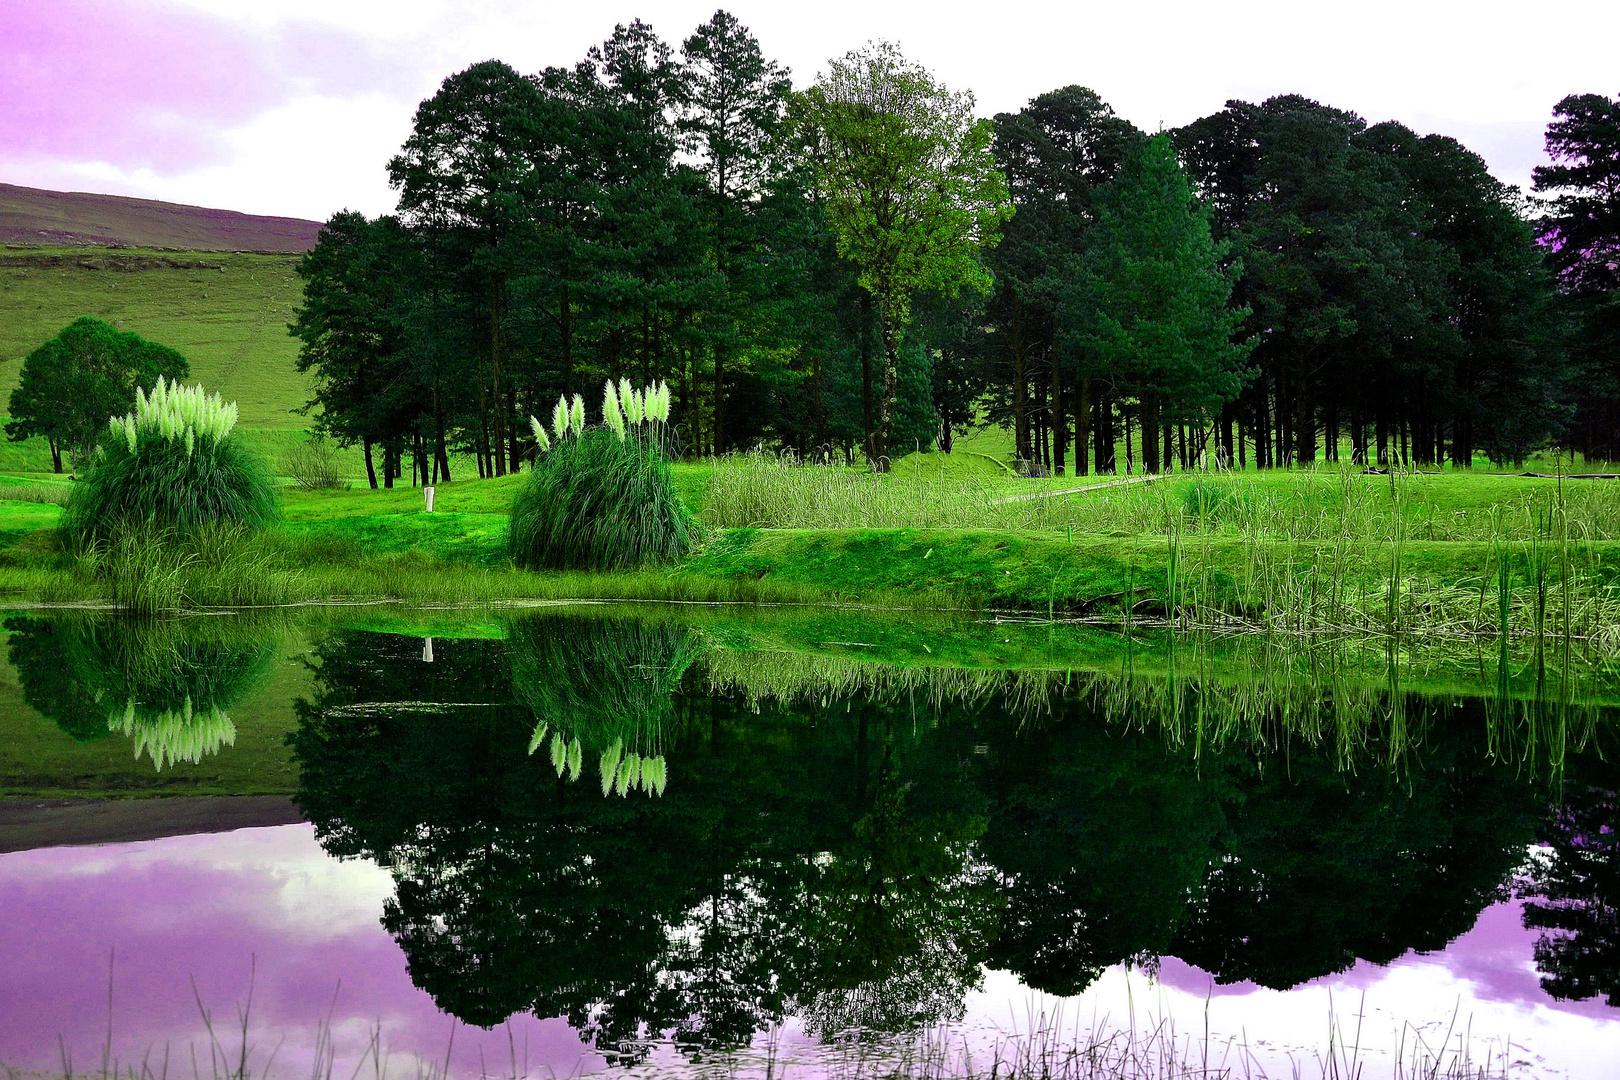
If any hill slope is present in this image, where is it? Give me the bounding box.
[0,247,317,473]
[0,183,322,252]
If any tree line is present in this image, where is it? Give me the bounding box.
[288,10,1620,484]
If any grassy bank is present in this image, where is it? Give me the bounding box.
[1,461,1618,639]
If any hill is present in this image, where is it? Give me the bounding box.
[0,183,322,252]
[0,246,316,473]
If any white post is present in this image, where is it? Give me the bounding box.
[422,637,434,663]
[424,485,435,512]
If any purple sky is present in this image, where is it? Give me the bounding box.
[1,0,1616,221]
[3,824,1616,1080]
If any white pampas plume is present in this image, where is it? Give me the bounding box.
[527,722,549,755]
[600,738,624,796]
[529,415,551,453]
[570,394,585,435]
[567,737,582,780]
[626,386,645,425]
[551,396,570,442]
[603,380,624,438]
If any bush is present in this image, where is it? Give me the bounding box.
[508,382,695,570]
[283,434,346,490]
[62,378,278,546]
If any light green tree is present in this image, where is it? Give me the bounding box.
[797,41,1012,465]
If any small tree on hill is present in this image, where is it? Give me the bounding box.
[6,317,189,473]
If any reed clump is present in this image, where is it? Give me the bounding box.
[0,482,71,506]
[508,381,695,571]
[61,378,278,546]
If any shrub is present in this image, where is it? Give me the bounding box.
[61,378,278,546]
[508,381,694,570]
[283,433,346,490]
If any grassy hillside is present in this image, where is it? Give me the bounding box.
[0,182,321,251]
[0,247,313,471]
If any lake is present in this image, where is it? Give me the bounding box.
[0,607,1615,1080]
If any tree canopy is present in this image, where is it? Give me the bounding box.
[287,14,1602,476]
[7,316,188,473]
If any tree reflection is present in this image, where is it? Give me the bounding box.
[5,614,273,768]
[292,621,997,1059]
[1168,704,1542,988]
[289,616,1599,1057]
[1521,757,1620,1006]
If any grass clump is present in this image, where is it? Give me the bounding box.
[282,433,346,491]
[62,377,278,545]
[508,382,695,570]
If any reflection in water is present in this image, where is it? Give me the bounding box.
[285,613,1620,1067]
[508,617,702,797]
[6,615,274,768]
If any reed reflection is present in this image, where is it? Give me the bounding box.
[6,614,274,768]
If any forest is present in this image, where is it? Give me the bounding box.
[287,11,1620,485]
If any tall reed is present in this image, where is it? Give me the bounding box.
[62,378,277,546]
[508,383,694,570]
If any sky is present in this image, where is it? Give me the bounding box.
[2,0,1616,222]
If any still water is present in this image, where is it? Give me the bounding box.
[0,610,1615,1079]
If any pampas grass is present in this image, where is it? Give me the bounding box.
[509,383,692,571]
[62,378,278,546]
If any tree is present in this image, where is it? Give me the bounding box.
[291,212,419,488]
[990,86,1142,472]
[1534,93,1620,461]
[679,10,791,451]
[798,42,1012,465]
[1367,124,1569,465]
[1063,135,1251,473]
[389,60,544,477]
[6,317,188,473]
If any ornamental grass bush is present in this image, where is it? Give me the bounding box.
[62,378,278,546]
[508,380,695,570]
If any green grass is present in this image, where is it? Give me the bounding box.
[0,249,309,429]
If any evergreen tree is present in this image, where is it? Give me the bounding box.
[1063,135,1251,472]
[1534,93,1620,461]
[990,87,1141,472]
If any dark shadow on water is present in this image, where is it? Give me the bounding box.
[282,612,1620,1063]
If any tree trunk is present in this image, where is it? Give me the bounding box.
[1094,383,1114,474]
[433,375,451,483]
[1051,355,1066,476]
[860,292,875,462]
[560,284,574,397]
[713,343,727,455]
[363,438,378,490]
[1075,376,1091,477]
[1010,293,1029,463]
[1141,395,1161,473]
[489,280,506,477]
[48,436,62,474]
[876,314,900,469]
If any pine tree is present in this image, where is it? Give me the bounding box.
[1064,135,1251,472]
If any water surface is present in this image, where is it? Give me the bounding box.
[0,610,1615,1079]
